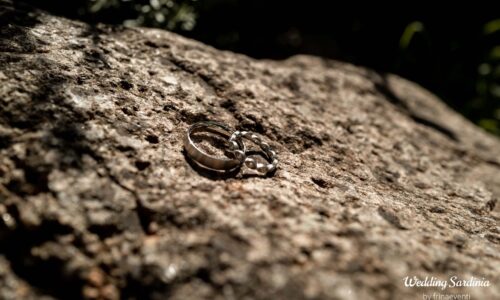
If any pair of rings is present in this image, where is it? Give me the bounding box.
[184,121,278,175]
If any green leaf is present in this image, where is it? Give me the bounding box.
[484,19,500,35]
[399,21,424,49]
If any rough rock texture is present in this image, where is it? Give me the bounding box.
[1,1,499,299]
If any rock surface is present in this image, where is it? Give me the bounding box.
[1,1,499,299]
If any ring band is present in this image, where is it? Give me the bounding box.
[184,121,245,171]
[229,131,278,174]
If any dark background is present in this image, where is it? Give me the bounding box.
[21,0,500,136]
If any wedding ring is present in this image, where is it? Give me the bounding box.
[184,121,246,171]
[229,131,278,174]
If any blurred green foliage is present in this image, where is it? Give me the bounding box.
[398,19,500,135]
[86,0,197,30]
[476,20,500,135]
[22,1,500,136]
